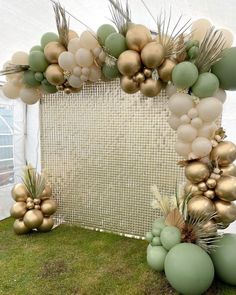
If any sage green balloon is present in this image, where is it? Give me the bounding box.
[152,217,166,231]
[41,32,59,49]
[102,64,120,79]
[211,234,236,285]
[29,51,48,72]
[188,46,199,60]
[147,246,168,272]
[105,33,127,58]
[152,236,162,246]
[145,231,153,243]
[41,79,58,94]
[147,244,152,253]
[160,226,181,250]
[212,47,236,90]
[24,70,41,87]
[185,40,199,51]
[172,61,198,89]
[97,24,117,46]
[35,72,44,82]
[164,243,214,295]
[152,227,161,237]
[192,72,219,98]
[30,45,43,52]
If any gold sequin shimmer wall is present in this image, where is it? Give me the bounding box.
[40,80,184,238]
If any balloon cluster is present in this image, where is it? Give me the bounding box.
[10,182,57,235]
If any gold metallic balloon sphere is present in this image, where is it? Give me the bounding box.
[126,24,152,52]
[204,190,215,199]
[198,182,208,192]
[210,141,236,166]
[201,219,217,235]
[117,50,141,77]
[158,59,177,82]
[120,76,139,94]
[45,64,65,86]
[40,184,52,200]
[184,182,202,196]
[10,202,27,219]
[215,175,236,202]
[44,41,66,64]
[41,199,57,216]
[13,219,30,235]
[185,161,210,184]
[206,178,217,189]
[141,42,165,68]
[140,78,162,97]
[23,209,44,229]
[221,163,236,177]
[11,183,29,202]
[214,199,236,224]
[38,217,54,232]
[187,195,216,218]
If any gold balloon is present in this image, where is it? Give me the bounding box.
[210,141,236,166]
[143,68,152,78]
[140,42,165,68]
[188,196,216,218]
[120,76,139,94]
[68,30,79,41]
[34,198,41,205]
[126,24,152,52]
[184,182,202,196]
[117,50,141,77]
[40,184,52,200]
[201,220,217,235]
[45,64,65,86]
[158,59,177,82]
[215,175,236,201]
[214,199,236,224]
[64,87,72,95]
[134,72,145,83]
[23,209,43,229]
[140,78,162,97]
[38,217,54,232]
[41,199,57,216]
[221,163,236,177]
[10,202,27,219]
[13,219,30,235]
[198,182,207,192]
[185,161,210,184]
[44,41,66,63]
[204,190,215,199]
[11,183,29,202]
[206,178,217,189]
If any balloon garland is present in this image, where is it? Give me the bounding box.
[1,1,236,294]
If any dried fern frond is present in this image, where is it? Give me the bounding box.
[150,185,175,217]
[52,1,69,48]
[165,208,185,231]
[22,165,46,199]
[194,26,226,73]
[0,64,29,76]
[108,0,131,35]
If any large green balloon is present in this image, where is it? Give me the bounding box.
[97,24,117,46]
[105,33,127,58]
[147,246,168,272]
[29,51,48,72]
[211,234,236,285]
[165,243,214,295]
[212,47,236,90]
[192,72,219,98]
[102,64,120,79]
[41,32,59,49]
[24,70,41,87]
[172,61,198,89]
[30,45,43,52]
[160,226,181,250]
[41,79,58,94]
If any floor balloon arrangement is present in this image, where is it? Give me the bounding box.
[10,165,57,235]
[1,0,236,294]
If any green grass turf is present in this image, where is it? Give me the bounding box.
[0,218,236,295]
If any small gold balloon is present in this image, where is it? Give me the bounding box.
[41,199,57,216]
[23,209,43,229]
[184,182,202,196]
[141,42,165,68]
[34,198,41,205]
[188,196,216,218]
[10,202,27,219]
[158,59,177,82]
[120,76,139,94]
[44,41,66,63]
[201,220,217,236]
[126,24,152,52]
[40,184,52,200]
[140,78,162,97]
[35,205,41,210]
[64,87,72,95]
[221,163,236,177]
[204,190,215,199]
[26,202,34,210]
[13,219,30,235]
[143,68,152,78]
[68,30,79,41]
[45,64,65,86]
[210,141,236,166]
[135,72,145,83]
[206,178,217,189]
[38,217,54,232]
[215,175,236,202]
[11,183,29,202]
[117,50,141,77]
[198,182,208,192]
[214,199,236,224]
[185,161,210,184]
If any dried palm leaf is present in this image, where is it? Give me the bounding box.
[175,33,187,62]
[52,1,69,48]
[165,208,185,231]
[150,185,174,217]
[0,64,29,76]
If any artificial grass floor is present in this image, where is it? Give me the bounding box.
[0,218,236,295]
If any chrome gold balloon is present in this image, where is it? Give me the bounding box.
[214,199,236,224]
[140,78,162,97]
[204,190,215,199]
[13,219,30,235]
[117,50,141,77]
[141,42,165,68]
[210,141,236,166]
[184,182,202,196]
[158,59,177,82]
[10,202,27,219]
[198,182,207,192]
[11,183,29,202]
[41,199,57,216]
[185,161,210,184]
[134,72,145,83]
[201,220,217,236]
[44,41,66,64]
[215,175,236,202]
[221,163,236,177]
[206,178,217,189]
[23,209,44,229]
[40,184,52,200]
[187,195,216,218]
[143,68,152,78]
[38,217,54,232]
[126,24,152,52]
[45,64,65,86]
[120,76,139,94]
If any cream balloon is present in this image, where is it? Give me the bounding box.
[180,115,191,124]
[177,124,198,143]
[73,66,82,77]
[217,28,233,49]
[11,51,29,65]
[214,88,227,104]
[191,19,211,42]
[68,75,83,89]
[168,93,194,116]
[168,114,181,130]
[88,65,101,82]
[188,108,198,119]
[68,38,81,53]
[198,122,217,138]
[75,48,94,67]
[191,137,212,158]
[78,31,99,50]
[196,97,223,122]
[191,117,203,129]
[20,87,42,104]
[58,51,76,71]
[2,82,20,99]
[175,141,192,157]
[166,83,177,97]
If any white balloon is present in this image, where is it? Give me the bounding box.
[166,83,177,97]
[188,108,198,119]
[191,19,211,42]
[68,38,81,53]
[93,47,102,57]
[88,65,101,82]
[73,66,82,77]
[191,117,203,129]
[214,88,227,104]
[75,48,94,67]
[196,97,223,122]
[198,122,217,138]
[81,67,90,76]
[167,114,181,130]
[2,82,20,99]
[58,52,76,71]
[11,51,29,65]
[80,75,88,82]
[191,137,212,158]
[98,51,106,62]
[68,75,83,88]
[175,141,192,157]
[20,87,41,104]
[177,124,197,143]
[168,93,194,117]
[180,114,191,124]
[79,31,99,50]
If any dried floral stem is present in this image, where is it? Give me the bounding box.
[0,64,29,76]
[52,1,69,48]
